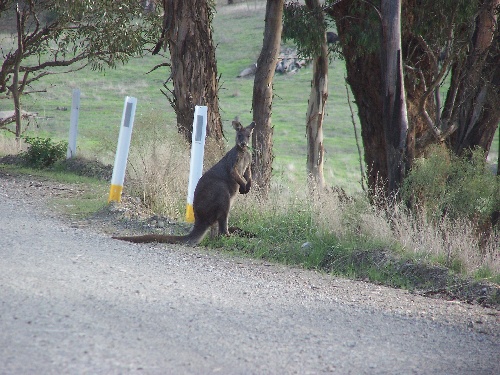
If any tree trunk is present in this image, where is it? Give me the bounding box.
[381,0,408,196]
[328,0,500,199]
[448,0,500,156]
[305,0,328,191]
[497,132,500,177]
[251,0,283,194]
[329,2,387,197]
[13,3,24,142]
[163,0,224,156]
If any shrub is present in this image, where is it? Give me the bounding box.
[402,145,499,229]
[21,136,68,169]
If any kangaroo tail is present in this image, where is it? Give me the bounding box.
[112,234,189,244]
[112,222,209,246]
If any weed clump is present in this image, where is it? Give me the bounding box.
[402,145,499,230]
[21,136,67,169]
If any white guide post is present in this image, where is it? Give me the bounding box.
[66,88,80,159]
[108,96,137,203]
[185,105,208,222]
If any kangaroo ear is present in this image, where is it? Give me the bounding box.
[248,121,256,131]
[232,120,243,131]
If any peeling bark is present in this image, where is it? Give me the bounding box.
[305,0,328,191]
[381,0,408,196]
[251,0,283,194]
[163,0,224,155]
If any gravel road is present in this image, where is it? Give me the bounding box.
[1,174,499,374]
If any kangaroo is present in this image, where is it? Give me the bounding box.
[113,120,255,245]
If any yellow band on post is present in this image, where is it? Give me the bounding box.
[108,184,123,203]
[185,203,195,223]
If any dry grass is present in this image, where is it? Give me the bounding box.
[0,135,27,156]
[310,191,499,275]
[230,178,499,277]
[390,211,499,274]
[126,117,190,220]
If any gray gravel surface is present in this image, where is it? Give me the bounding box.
[1,175,499,374]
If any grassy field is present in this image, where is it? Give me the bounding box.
[0,1,368,193]
[1,2,498,191]
[1,2,497,191]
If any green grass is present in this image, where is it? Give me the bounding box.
[2,2,497,191]
[213,4,364,191]
[0,163,99,184]
[11,53,173,159]
[1,1,368,193]
[56,188,109,219]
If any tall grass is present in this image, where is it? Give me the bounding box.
[222,183,500,278]
[125,114,190,219]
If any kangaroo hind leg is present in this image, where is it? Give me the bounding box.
[217,214,230,236]
[209,223,218,239]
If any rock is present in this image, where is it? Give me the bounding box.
[237,63,257,78]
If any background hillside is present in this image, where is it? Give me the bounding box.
[0,1,498,192]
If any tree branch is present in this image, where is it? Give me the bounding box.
[146,62,171,74]
[345,78,366,191]
[415,7,458,142]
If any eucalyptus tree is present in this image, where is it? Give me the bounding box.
[380,0,408,196]
[326,0,500,196]
[251,0,284,194]
[156,0,225,156]
[0,0,161,139]
[283,0,329,191]
[284,0,410,194]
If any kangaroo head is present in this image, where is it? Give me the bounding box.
[232,120,256,150]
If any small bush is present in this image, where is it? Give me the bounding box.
[402,145,499,229]
[21,136,68,169]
